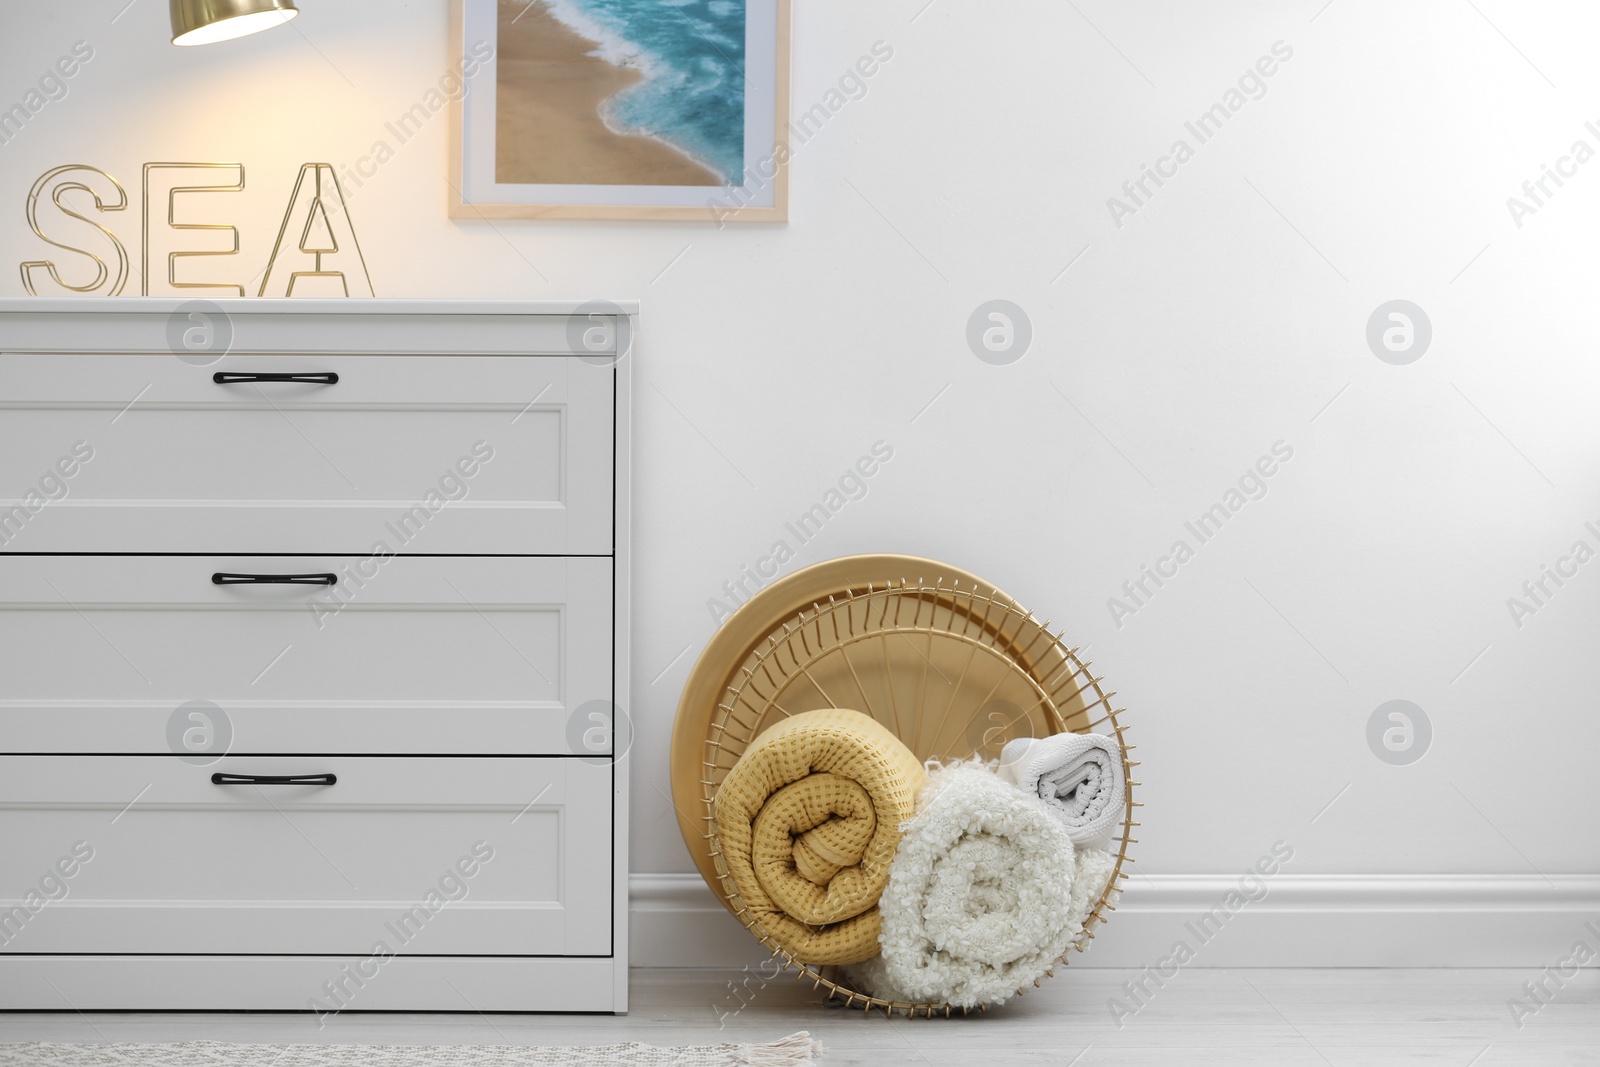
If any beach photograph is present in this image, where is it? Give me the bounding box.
[494,0,747,188]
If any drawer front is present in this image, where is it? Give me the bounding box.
[0,354,614,554]
[0,556,616,755]
[0,755,613,956]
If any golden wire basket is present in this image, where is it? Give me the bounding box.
[670,555,1138,1017]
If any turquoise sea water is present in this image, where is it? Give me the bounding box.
[545,0,747,184]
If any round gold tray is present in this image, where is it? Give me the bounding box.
[670,554,1137,1016]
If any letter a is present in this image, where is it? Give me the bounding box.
[259,163,374,297]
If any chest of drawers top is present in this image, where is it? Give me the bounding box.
[0,298,638,356]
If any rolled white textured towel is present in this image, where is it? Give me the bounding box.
[843,838,1115,1007]
[995,732,1124,843]
[842,762,1110,1008]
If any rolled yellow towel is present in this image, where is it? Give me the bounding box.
[713,708,927,965]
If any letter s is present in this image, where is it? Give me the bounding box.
[871,40,894,62]
[471,839,495,862]
[1270,40,1293,61]
[72,440,94,462]
[71,840,95,862]
[871,440,894,461]
[471,440,495,462]
[1270,839,1294,862]
[1270,440,1294,461]
[72,41,94,62]
[21,166,130,296]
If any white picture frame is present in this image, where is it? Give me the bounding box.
[450,0,790,222]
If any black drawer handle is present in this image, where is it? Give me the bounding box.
[212,773,337,786]
[213,572,338,586]
[213,372,338,385]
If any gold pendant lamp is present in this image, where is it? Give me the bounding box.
[170,0,299,46]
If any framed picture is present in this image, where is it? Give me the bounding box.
[450,0,790,222]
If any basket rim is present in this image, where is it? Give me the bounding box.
[670,555,1010,906]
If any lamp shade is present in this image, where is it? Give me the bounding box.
[170,0,298,46]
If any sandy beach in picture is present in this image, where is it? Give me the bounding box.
[495,1,723,186]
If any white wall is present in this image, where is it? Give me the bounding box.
[5,0,1598,961]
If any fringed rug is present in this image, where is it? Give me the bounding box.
[0,1032,821,1066]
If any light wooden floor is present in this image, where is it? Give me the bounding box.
[2,968,1597,1065]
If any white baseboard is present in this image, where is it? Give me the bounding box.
[629,873,1600,968]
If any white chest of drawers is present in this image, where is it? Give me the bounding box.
[0,299,632,1013]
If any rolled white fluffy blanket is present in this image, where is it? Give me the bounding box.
[995,731,1124,843]
[843,763,1115,1008]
